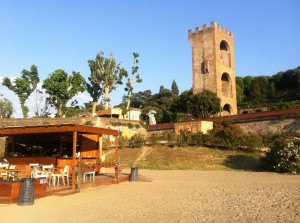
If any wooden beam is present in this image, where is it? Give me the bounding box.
[0,125,119,137]
[72,131,77,190]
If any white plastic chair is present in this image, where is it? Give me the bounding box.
[52,165,70,186]
[31,166,48,178]
[41,164,54,171]
[29,163,39,168]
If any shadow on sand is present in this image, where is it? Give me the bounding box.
[223,155,265,171]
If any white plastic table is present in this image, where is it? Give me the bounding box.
[83,171,95,182]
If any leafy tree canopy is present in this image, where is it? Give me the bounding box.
[171,79,179,96]
[124,52,142,111]
[42,69,86,117]
[187,90,221,119]
[0,97,14,118]
[236,66,300,108]
[2,64,39,118]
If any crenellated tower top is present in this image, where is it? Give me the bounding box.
[188,21,233,40]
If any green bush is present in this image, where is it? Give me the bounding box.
[111,122,119,127]
[84,120,94,126]
[127,123,134,129]
[190,132,205,146]
[118,135,128,149]
[209,122,243,150]
[147,133,160,146]
[161,131,177,147]
[176,129,192,147]
[240,133,264,152]
[263,136,300,174]
[102,137,111,149]
[128,134,146,148]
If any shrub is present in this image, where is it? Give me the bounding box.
[147,133,160,146]
[118,135,128,149]
[240,133,264,152]
[263,136,300,174]
[111,122,119,127]
[84,120,93,126]
[209,122,243,149]
[128,134,146,148]
[127,123,134,129]
[176,129,192,147]
[102,137,111,149]
[190,132,205,146]
[161,131,177,147]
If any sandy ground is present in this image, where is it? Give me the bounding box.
[1,170,300,223]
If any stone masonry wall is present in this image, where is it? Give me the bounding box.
[188,22,237,115]
[237,118,300,135]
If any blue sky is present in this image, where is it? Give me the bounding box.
[1,0,299,117]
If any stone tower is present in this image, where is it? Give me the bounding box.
[188,21,237,115]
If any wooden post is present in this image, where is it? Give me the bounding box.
[114,135,119,183]
[59,138,63,157]
[115,135,119,163]
[72,131,77,190]
[99,134,103,160]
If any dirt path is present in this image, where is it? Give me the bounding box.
[1,170,300,223]
[133,146,153,166]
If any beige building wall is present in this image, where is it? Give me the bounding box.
[188,21,237,115]
[174,121,213,135]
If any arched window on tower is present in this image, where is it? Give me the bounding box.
[220,40,231,67]
[221,73,233,98]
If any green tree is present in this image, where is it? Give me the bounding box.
[155,85,173,111]
[235,77,244,105]
[2,65,39,118]
[187,90,221,118]
[130,90,152,108]
[87,52,124,110]
[124,52,142,111]
[268,82,276,102]
[243,76,254,99]
[250,76,270,104]
[33,89,52,117]
[174,89,193,113]
[270,67,300,101]
[83,102,104,112]
[0,96,14,118]
[42,69,86,117]
[171,79,179,96]
[87,53,105,116]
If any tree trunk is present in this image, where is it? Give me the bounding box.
[58,107,63,117]
[126,91,132,110]
[92,101,97,117]
[104,86,110,110]
[20,102,27,118]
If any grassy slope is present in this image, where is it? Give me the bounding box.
[105,146,265,171]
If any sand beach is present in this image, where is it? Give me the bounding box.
[1,169,299,223]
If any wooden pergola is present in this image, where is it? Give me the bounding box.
[0,124,119,190]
